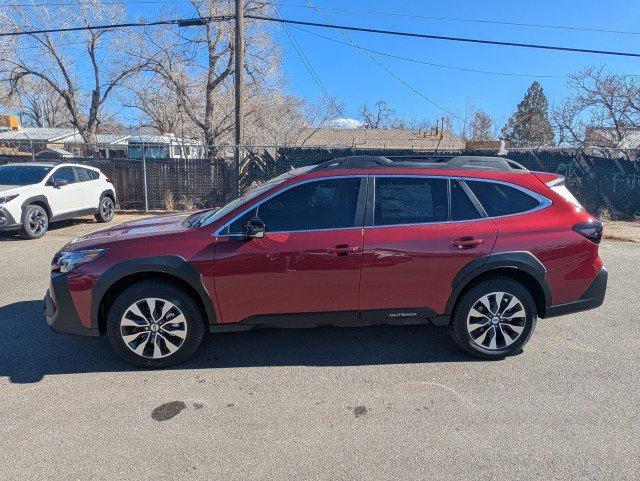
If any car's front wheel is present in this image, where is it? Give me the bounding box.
[106,280,206,368]
[20,204,49,239]
[95,195,115,223]
[449,277,537,359]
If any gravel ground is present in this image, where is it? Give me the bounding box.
[0,217,638,480]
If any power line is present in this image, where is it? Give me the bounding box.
[9,0,640,38]
[0,15,233,37]
[270,3,640,37]
[246,15,640,59]
[277,14,347,119]
[302,1,461,121]
[290,24,565,79]
[3,12,640,60]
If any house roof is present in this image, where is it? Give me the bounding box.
[0,127,77,142]
[585,127,640,148]
[36,147,75,158]
[300,128,464,150]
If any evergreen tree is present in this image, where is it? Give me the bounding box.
[501,81,554,147]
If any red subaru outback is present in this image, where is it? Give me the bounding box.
[45,156,607,367]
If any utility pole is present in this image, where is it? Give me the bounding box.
[234,0,244,195]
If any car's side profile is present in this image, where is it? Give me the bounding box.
[44,156,607,367]
[0,162,116,239]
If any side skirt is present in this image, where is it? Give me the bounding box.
[51,208,99,222]
[210,308,445,333]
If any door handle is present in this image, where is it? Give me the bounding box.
[452,237,483,250]
[331,244,361,256]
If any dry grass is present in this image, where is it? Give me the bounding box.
[604,220,640,244]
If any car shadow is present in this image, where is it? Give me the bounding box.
[0,217,97,242]
[1,300,481,384]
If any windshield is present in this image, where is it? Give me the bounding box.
[184,166,315,228]
[0,165,52,185]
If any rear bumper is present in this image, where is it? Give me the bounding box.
[545,267,608,318]
[44,273,99,337]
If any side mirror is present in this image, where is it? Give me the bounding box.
[243,217,265,239]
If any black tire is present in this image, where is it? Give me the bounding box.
[106,280,206,368]
[19,204,49,239]
[449,276,537,359]
[95,195,115,223]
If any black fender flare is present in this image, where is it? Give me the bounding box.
[91,255,216,331]
[20,195,52,223]
[444,251,552,316]
[99,188,117,205]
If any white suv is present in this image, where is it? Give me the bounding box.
[0,162,116,239]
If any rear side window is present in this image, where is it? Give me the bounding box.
[466,180,540,217]
[549,179,584,209]
[374,177,447,226]
[451,181,482,221]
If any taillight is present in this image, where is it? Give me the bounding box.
[573,220,604,244]
[105,176,113,183]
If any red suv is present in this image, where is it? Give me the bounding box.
[45,156,607,367]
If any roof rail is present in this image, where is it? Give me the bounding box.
[312,155,393,170]
[312,155,529,173]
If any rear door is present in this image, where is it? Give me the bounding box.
[45,166,83,216]
[359,176,498,319]
[74,167,102,210]
[213,176,366,324]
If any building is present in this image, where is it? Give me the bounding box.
[300,127,464,150]
[0,124,204,160]
[584,127,640,148]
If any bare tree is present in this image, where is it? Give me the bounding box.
[359,99,396,129]
[0,0,150,147]
[136,0,282,155]
[470,109,496,141]
[553,66,640,147]
[5,77,70,127]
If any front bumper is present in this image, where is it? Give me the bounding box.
[0,207,20,231]
[545,267,608,318]
[44,273,99,337]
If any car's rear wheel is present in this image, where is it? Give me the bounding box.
[449,277,537,359]
[106,280,205,368]
[95,195,115,223]
[20,204,49,239]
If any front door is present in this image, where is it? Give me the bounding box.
[45,166,83,216]
[213,177,366,324]
[359,176,498,319]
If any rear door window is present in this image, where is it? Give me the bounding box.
[466,180,541,217]
[374,177,448,226]
[75,167,97,182]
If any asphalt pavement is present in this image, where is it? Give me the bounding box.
[0,219,638,480]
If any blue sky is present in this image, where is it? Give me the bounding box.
[143,1,640,129]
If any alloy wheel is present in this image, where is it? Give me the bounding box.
[101,198,114,220]
[28,208,48,236]
[120,298,188,359]
[466,291,526,350]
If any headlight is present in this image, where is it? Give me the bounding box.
[0,194,19,204]
[52,249,107,273]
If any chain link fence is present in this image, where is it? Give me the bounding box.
[1,144,639,218]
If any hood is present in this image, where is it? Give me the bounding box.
[0,185,30,195]
[68,213,191,249]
